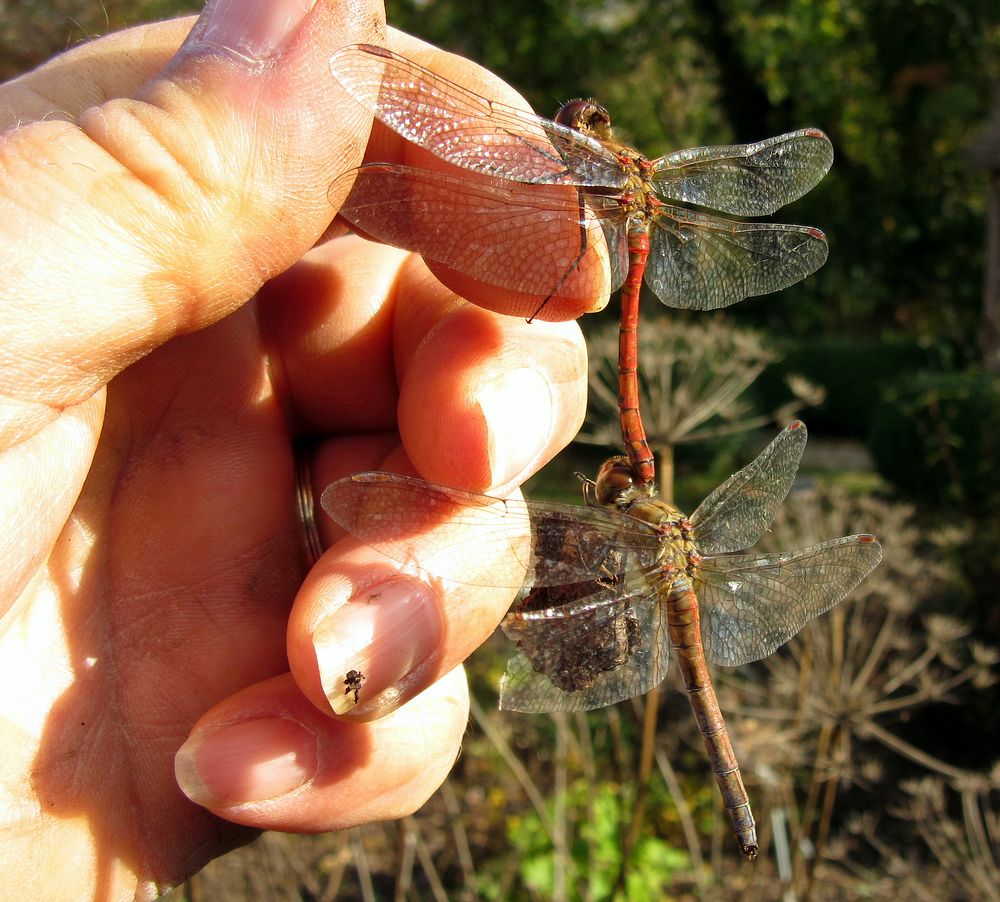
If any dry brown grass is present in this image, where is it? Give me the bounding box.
[173,485,998,901]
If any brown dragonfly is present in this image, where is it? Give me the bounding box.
[329,44,834,485]
[321,421,882,859]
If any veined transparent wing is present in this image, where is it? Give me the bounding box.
[320,472,663,590]
[329,43,627,189]
[642,209,828,311]
[499,573,668,712]
[332,163,627,303]
[696,534,883,666]
[651,128,834,217]
[691,421,808,554]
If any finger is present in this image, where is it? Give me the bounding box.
[175,669,468,830]
[395,265,589,491]
[257,234,410,437]
[261,233,589,492]
[289,514,520,720]
[274,238,586,718]
[0,0,383,440]
[0,393,104,614]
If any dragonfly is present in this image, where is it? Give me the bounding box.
[329,44,834,486]
[321,421,882,859]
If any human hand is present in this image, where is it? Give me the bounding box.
[0,1,590,897]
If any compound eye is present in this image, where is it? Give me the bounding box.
[593,458,635,506]
[552,99,612,137]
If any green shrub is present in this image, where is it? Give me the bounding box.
[867,370,1000,513]
[754,335,956,436]
[489,779,689,901]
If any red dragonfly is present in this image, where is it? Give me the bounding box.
[329,44,834,485]
[321,421,882,859]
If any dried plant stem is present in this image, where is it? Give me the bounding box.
[794,628,814,730]
[620,686,662,873]
[862,720,972,780]
[877,638,935,695]
[469,694,553,836]
[656,444,675,504]
[960,787,999,889]
[395,818,417,900]
[579,318,819,461]
[655,747,707,877]
[796,718,835,886]
[795,601,846,892]
[802,771,841,901]
[440,780,476,894]
[320,832,349,901]
[607,704,632,779]
[848,607,900,692]
[351,829,376,902]
[411,819,450,902]
[573,711,597,785]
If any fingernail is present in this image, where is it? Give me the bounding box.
[175,716,318,807]
[313,578,443,717]
[183,0,317,63]
[477,368,554,487]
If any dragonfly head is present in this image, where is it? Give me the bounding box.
[553,98,613,141]
[592,456,656,508]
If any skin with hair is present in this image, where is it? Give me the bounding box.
[0,2,591,897]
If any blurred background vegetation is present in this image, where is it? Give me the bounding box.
[6,0,1000,898]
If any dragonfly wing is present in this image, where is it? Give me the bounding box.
[333,164,625,303]
[691,422,808,554]
[599,214,630,293]
[499,573,669,712]
[651,129,834,216]
[697,535,883,666]
[329,44,627,189]
[321,472,663,589]
[644,207,828,310]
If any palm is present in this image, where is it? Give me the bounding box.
[22,304,299,881]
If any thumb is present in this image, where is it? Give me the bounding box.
[0,0,383,438]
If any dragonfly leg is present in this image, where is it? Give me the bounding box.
[527,184,594,322]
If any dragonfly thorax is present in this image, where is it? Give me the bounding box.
[646,503,700,583]
[591,456,701,581]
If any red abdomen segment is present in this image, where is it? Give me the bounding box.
[618,225,655,486]
[666,586,759,860]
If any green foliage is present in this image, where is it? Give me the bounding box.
[753,333,957,436]
[868,369,1000,512]
[485,778,688,901]
[710,0,994,347]
[387,0,617,116]
[622,834,690,900]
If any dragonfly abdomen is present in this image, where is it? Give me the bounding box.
[666,586,759,860]
[617,224,655,485]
